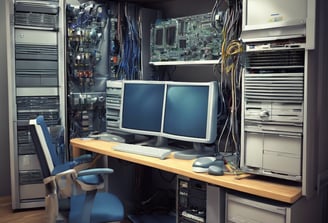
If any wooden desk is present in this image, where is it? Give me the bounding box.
[70,138,302,204]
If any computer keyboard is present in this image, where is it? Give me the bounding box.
[112,143,172,160]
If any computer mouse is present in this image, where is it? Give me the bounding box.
[208,165,224,176]
[192,156,216,173]
[211,159,224,168]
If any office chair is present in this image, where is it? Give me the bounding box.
[29,116,124,223]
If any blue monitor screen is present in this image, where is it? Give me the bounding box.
[163,83,214,142]
[121,81,165,135]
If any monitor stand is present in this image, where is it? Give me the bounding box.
[173,142,215,160]
[154,136,168,147]
[138,136,168,148]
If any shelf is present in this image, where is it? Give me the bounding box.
[149,60,220,66]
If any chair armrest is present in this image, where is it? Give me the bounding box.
[76,168,114,191]
[77,168,114,176]
[51,154,102,176]
[73,154,94,164]
[52,165,114,194]
[72,154,103,172]
[52,163,76,175]
[54,168,77,177]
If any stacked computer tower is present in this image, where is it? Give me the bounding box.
[239,0,318,197]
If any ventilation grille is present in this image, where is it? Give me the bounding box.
[15,2,58,14]
[17,111,60,125]
[15,60,58,75]
[16,96,59,110]
[15,12,58,28]
[19,171,43,185]
[244,73,304,102]
[18,143,36,155]
[16,44,58,60]
[16,96,60,125]
[246,49,304,68]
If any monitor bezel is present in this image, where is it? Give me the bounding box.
[119,80,165,137]
[161,81,218,144]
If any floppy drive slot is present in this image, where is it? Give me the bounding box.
[262,134,301,176]
[244,131,302,176]
[263,151,301,176]
[245,101,303,123]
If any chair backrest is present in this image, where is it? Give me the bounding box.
[29,118,52,178]
[29,116,59,173]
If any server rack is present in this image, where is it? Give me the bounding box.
[241,42,305,182]
[7,0,65,209]
[239,0,321,198]
[176,176,207,223]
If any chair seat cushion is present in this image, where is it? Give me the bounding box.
[69,192,124,223]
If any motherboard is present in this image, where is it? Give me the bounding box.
[150,12,223,62]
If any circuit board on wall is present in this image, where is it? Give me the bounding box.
[150,12,223,62]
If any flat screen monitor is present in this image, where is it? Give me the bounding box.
[162,81,218,159]
[119,80,218,159]
[120,80,165,137]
